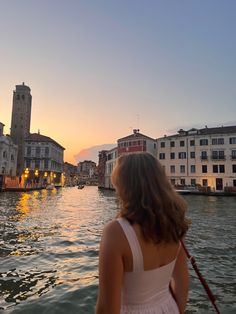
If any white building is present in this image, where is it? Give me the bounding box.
[157,126,236,191]
[24,133,65,186]
[105,147,118,189]
[0,122,18,177]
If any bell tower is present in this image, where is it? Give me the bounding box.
[10,82,32,175]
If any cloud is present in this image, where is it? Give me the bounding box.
[74,144,116,164]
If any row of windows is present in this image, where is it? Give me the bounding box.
[26,159,49,169]
[159,150,236,160]
[160,137,236,148]
[118,140,147,148]
[169,164,236,173]
[170,178,236,188]
[26,146,49,157]
[2,151,15,160]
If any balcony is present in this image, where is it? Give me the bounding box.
[211,155,226,160]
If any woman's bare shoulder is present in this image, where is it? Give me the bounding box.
[103,219,122,236]
[101,220,126,248]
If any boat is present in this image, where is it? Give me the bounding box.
[46,183,55,190]
[78,185,84,189]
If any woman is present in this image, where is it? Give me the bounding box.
[96,152,190,314]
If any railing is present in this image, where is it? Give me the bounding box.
[211,155,226,160]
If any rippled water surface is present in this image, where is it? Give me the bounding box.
[0,187,235,313]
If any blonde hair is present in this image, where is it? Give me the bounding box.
[112,152,190,243]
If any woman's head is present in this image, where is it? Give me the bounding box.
[112,152,190,243]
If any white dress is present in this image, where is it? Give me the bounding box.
[117,218,180,314]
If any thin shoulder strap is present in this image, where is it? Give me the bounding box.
[117,217,143,271]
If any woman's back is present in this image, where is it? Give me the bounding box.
[117,217,180,313]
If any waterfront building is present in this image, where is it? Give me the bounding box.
[63,162,78,186]
[77,160,97,184]
[98,150,108,188]
[156,125,236,191]
[105,147,118,189]
[24,133,65,186]
[0,122,18,189]
[10,83,32,175]
[98,129,157,189]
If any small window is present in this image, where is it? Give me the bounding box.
[160,142,165,148]
[190,152,195,158]
[229,137,236,144]
[190,165,196,173]
[232,165,236,173]
[191,179,196,185]
[180,165,185,173]
[233,180,236,187]
[178,152,186,159]
[159,153,165,160]
[35,159,40,169]
[170,141,175,147]
[170,152,175,159]
[170,165,175,173]
[200,139,208,146]
[213,165,218,173]
[180,140,185,147]
[190,140,195,146]
[202,165,207,173]
[202,179,208,187]
[201,151,207,160]
[219,165,225,173]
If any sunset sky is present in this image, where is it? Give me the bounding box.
[1,0,236,164]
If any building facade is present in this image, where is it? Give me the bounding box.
[24,133,65,186]
[157,126,236,191]
[10,83,32,175]
[98,129,157,189]
[77,160,97,184]
[0,122,18,189]
[63,162,78,186]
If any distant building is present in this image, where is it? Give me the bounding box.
[98,129,157,189]
[0,122,18,189]
[10,83,32,175]
[156,125,236,191]
[24,133,65,186]
[77,160,96,179]
[98,151,108,188]
[63,162,78,186]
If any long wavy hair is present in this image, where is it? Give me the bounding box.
[112,152,190,243]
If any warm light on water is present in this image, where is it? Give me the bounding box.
[0,187,235,313]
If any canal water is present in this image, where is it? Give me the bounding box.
[0,186,235,314]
